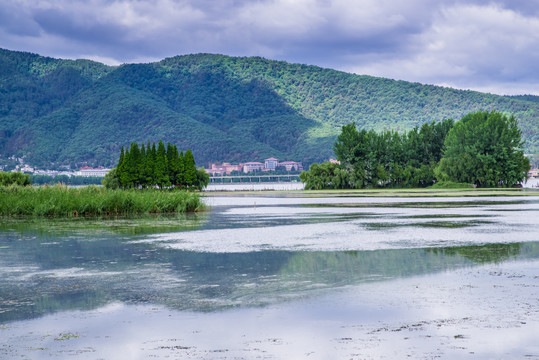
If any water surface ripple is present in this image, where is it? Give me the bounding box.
[1,194,538,359]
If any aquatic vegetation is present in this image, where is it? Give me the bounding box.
[0,184,205,217]
[54,333,80,341]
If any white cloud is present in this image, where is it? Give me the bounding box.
[0,0,538,94]
[346,3,539,94]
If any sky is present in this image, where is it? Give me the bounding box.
[1,0,538,95]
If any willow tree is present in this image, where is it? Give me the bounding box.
[436,111,530,187]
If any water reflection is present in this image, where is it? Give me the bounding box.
[2,194,538,359]
[1,218,537,323]
[1,195,539,324]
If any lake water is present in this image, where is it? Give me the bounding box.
[1,194,538,359]
[205,182,305,191]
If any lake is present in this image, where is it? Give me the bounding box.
[1,193,538,359]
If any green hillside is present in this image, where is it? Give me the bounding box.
[0,48,537,168]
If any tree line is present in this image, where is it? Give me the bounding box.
[300,111,530,189]
[104,140,209,190]
[0,171,31,186]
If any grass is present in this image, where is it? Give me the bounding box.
[0,184,205,217]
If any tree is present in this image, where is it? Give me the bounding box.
[436,111,530,187]
[155,140,170,188]
[195,168,210,190]
[102,168,120,189]
[183,149,197,187]
[0,171,31,186]
[167,143,180,185]
[176,150,185,186]
[333,123,360,168]
[143,141,156,187]
[299,162,344,190]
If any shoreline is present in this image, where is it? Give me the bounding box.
[204,186,539,197]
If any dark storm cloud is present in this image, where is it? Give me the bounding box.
[0,0,537,94]
[33,8,129,46]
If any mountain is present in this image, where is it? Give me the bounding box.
[1,48,538,168]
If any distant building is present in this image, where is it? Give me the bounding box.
[278,161,303,171]
[206,163,243,176]
[18,165,35,173]
[205,158,303,174]
[264,157,279,171]
[75,166,111,177]
[243,162,265,173]
[528,168,539,178]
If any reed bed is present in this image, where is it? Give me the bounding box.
[0,185,205,217]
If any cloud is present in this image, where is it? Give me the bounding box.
[0,0,537,94]
[346,2,539,94]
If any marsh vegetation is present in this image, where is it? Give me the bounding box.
[0,184,204,217]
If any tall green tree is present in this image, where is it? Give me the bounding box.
[176,150,185,186]
[154,140,170,188]
[116,146,126,187]
[119,146,131,188]
[127,142,141,188]
[436,111,530,187]
[183,149,197,187]
[333,123,360,169]
[167,143,180,185]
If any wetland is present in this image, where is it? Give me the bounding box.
[1,192,538,359]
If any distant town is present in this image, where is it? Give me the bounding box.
[2,155,306,178]
[205,157,303,176]
[3,155,539,183]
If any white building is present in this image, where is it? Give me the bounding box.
[264,157,279,171]
[243,162,265,173]
[278,161,303,171]
[75,166,111,177]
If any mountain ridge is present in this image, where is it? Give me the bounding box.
[0,48,537,168]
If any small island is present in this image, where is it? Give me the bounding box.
[300,111,530,190]
[0,141,208,217]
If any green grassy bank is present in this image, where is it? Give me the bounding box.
[0,185,205,217]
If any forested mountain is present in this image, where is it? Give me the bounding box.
[1,48,538,168]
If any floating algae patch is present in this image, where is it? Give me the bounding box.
[414,220,494,228]
[404,214,494,219]
[363,220,492,230]
[54,333,80,341]
[302,200,529,209]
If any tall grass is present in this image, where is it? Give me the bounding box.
[0,185,205,217]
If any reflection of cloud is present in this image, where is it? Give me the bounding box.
[2,260,538,358]
[143,198,539,253]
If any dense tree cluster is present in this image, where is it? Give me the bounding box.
[105,140,209,190]
[435,111,530,187]
[301,111,530,189]
[301,119,454,189]
[0,171,31,186]
[30,175,103,186]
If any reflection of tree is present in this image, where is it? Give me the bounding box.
[426,243,522,264]
[279,243,533,286]
[279,249,464,286]
[0,213,205,237]
[1,220,536,324]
